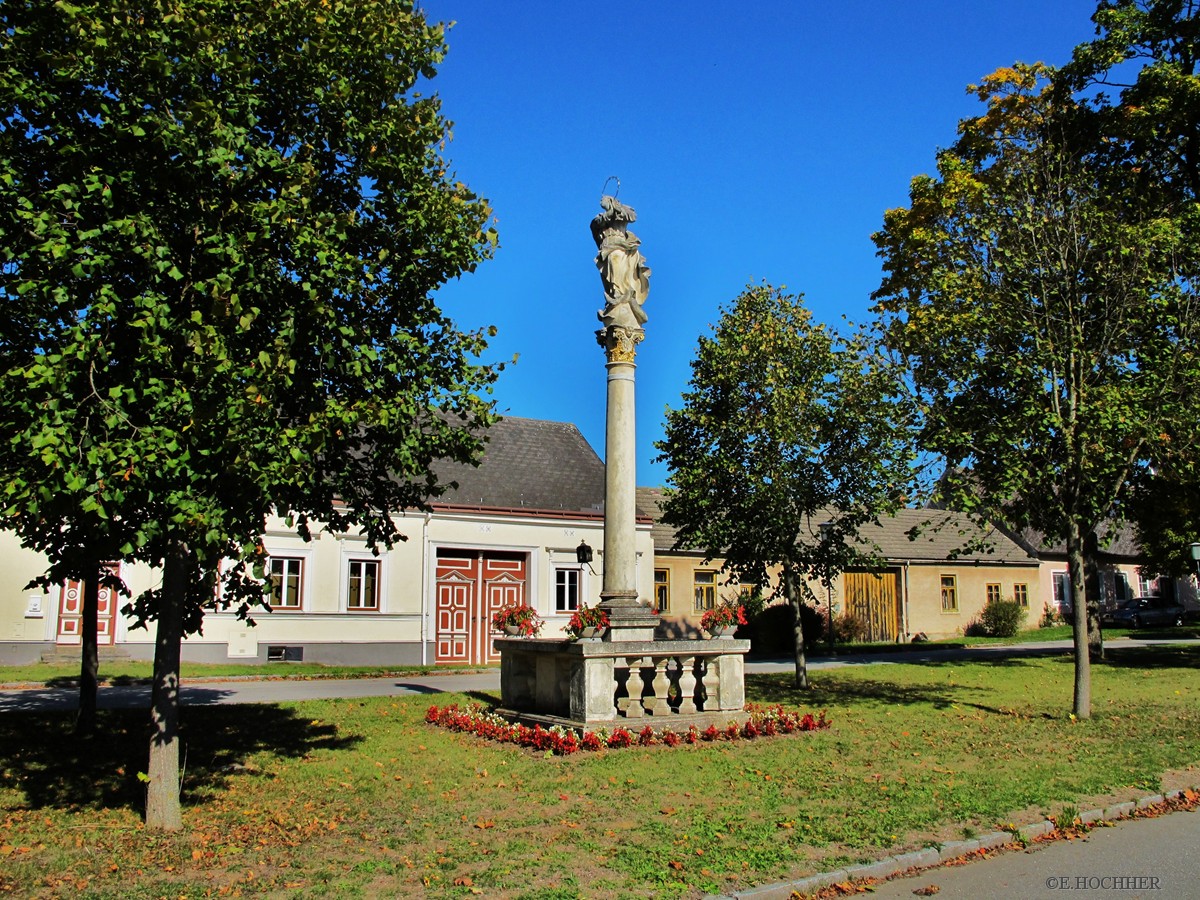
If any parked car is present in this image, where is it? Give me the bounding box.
[1101,596,1186,628]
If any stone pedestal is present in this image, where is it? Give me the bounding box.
[496,636,750,729]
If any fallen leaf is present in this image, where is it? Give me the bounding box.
[474,821,495,830]
[668,860,684,871]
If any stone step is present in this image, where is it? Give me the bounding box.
[40,645,132,664]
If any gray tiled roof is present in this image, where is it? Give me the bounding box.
[435,416,606,515]
[635,487,685,552]
[636,487,1036,565]
[856,508,1036,565]
[1012,522,1142,560]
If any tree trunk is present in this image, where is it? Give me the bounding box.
[1066,523,1091,719]
[1083,529,1105,662]
[146,543,187,831]
[75,559,100,737]
[785,567,808,689]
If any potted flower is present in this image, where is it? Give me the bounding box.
[699,600,748,638]
[491,603,543,637]
[565,603,610,640]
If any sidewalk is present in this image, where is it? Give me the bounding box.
[2,636,1196,711]
[724,800,1199,899]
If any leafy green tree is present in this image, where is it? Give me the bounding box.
[872,63,1200,718]
[656,284,913,688]
[0,0,499,829]
[1067,0,1200,571]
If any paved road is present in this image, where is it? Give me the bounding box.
[856,806,1200,900]
[1,636,1193,713]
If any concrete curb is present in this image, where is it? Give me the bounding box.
[711,788,1195,900]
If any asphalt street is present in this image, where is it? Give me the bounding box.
[0,636,1194,713]
[848,806,1200,900]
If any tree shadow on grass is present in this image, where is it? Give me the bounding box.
[1099,645,1200,670]
[747,656,1060,713]
[0,703,360,814]
[463,690,502,706]
[747,672,975,710]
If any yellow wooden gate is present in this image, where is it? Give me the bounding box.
[843,570,902,642]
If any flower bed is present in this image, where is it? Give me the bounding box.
[424,702,829,755]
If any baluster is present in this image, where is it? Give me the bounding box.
[676,655,697,714]
[619,656,646,717]
[644,656,671,716]
[700,656,720,711]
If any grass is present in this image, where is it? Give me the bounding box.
[1,646,1199,898]
[0,660,486,687]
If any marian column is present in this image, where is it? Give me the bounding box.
[592,196,656,640]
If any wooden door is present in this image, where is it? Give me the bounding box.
[843,569,901,643]
[435,551,528,665]
[57,564,120,645]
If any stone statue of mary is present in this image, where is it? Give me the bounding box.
[591,196,650,330]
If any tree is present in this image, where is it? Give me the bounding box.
[656,284,913,688]
[0,0,500,829]
[1066,0,1200,570]
[872,62,1200,718]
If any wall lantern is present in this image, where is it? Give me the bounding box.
[576,540,599,575]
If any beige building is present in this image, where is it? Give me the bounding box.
[0,417,655,666]
[637,489,1045,642]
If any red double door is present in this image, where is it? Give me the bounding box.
[435,550,527,665]
[57,564,121,645]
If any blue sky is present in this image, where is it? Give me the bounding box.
[420,0,1102,486]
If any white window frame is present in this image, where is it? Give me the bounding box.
[1053,571,1072,611]
[1113,572,1132,604]
[267,556,305,611]
[340,545,386,613]
[554,565,582,614]
[346,558,382,612]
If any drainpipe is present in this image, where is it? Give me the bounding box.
[420,511,431,666]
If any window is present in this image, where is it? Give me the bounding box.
[1139,574,1160,598]
[555,567,581,613]
[1053,572,1072,612]
[986,583,1002,605]
[347,559,380,611]
[1113,572,1131,604]
[694,571,716,612]
[940,575,958,612]
[654,569,670,614]
[1013,583,1029,608]
[268,557,304,609]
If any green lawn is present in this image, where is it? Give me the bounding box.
[2,646,1198,898]
[0,660,483,686]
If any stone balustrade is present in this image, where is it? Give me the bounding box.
[496,637,749,727]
